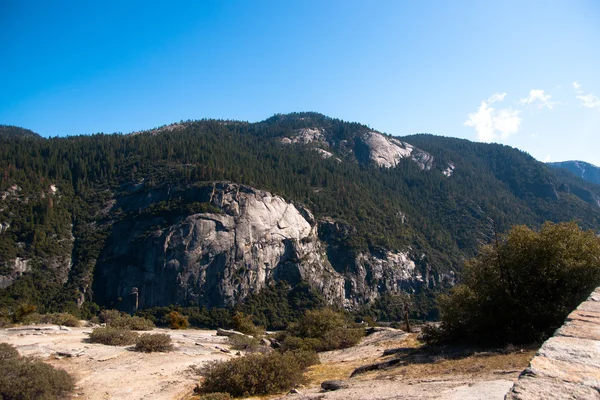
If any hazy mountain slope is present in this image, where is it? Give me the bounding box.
[548,161,600,186]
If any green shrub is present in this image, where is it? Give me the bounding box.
[231,312,262,337]
[89,327,139,346]
[0,343,74,399]
[109,315,155,331]
[39,312,81,327]
[228,334,261,352]
[0,342,19,361]
[134,333,173,352]
[10,303,37,323]
[199,350,318,397]
[282,308,364,352]
[99,309,155,330]
[99,309,122,324]
[166,311,189,329]
[427,222,600,345]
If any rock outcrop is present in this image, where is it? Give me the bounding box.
[358,131,434,170]
[93,183,426,311]
[506,287,600,399]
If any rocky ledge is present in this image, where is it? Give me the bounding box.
[506,287,600,399]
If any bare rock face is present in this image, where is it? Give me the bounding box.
[358,132,433,170]
[281,128,327,145]
[94,183,345,310]
[506,287,600,399]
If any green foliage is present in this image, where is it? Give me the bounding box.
[199,350,319,397]
[88,327,139,346]
[35,312,81,327]
[228,334,262,352]
[166,311,189,329]
[282,308,365,352]
[231,312,262,337]
[134,333,173,352]
[426,222,600,345]
[0,343,74,400]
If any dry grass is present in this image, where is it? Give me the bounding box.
[373,349,535,381]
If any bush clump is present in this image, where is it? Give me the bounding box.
[89,327,139,346]
[231,312,263,337]
[134,333,173,352]
[199,350,319,397]
[166,311,189,329]
[281,308,365,352]
[425,222,600,345]
[39,312,81,327]
[0,343,74,399]
[99,309,155,330]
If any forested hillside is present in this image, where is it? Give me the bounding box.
[1,112,599,317]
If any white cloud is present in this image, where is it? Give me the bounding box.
[576,93,600,109]
[520,89,555,109]
[464,93,522,142]
[573,81,581,90]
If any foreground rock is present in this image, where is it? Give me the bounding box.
[0,325,232,400]
[506,287,600,399]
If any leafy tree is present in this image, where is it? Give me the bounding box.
[425,221,600,345]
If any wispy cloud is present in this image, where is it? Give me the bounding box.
[520,89,555,109]
[464,93,521,142]
[573,82,600,109]
[576,93,600,109]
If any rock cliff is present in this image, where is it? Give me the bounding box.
[93,183,427,311]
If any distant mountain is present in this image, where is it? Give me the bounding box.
[2,112,600,318]
[548,161,600,185]
[0,125,42,139]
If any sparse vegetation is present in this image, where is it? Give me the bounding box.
[99,309,155,330]
[134,333,173,352]
[199,350,319,397]
[424,222,600,345]
[0,343,74,399]
[198,393,232,400]
[35,312,81,327]
[89,327,139,346]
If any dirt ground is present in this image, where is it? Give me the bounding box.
[0,324,233,400]
[0,325,534,400]
[270,328,535,400]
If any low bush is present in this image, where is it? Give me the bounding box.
[231,312,263,337]
[199,350,319,397]
[40,312,81,327]
[134,333,173,352]
[281,308,365,352]
[99,309,155,330]
[0,342,19,360]
[166,311,189,329]
[109,315,155,331]
[0,343,74,399]
[89,327,139,346]
[229,334,262,352]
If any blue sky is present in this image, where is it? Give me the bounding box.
[1,0,599,164]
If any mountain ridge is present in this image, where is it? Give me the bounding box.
[1,112,599,316]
